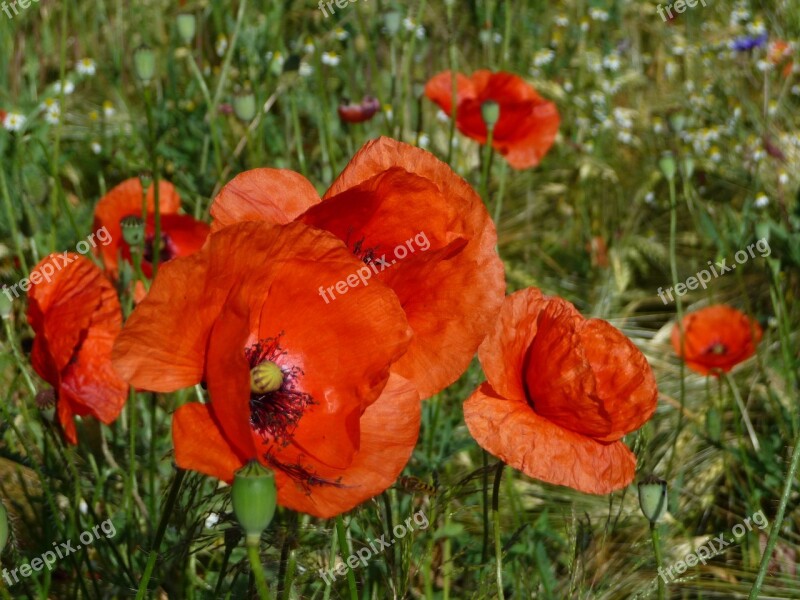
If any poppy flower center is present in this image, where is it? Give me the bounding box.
[143,232,176,263]
[245,334,315,446]
[707,342,728,356]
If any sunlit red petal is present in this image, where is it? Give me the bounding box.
[173,402,246,482]
[423,70,476,114]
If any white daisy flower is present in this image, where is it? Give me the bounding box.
[415,25,426,40]
[589,8,609,22]
[402,17,416,32]
[298,62,313,77]
[334,27,349,41]
[205,513,220,528]
[554,14,569,27]
[91,141,102,155]
[2,112,26,132]
[779,172,789,185]
[603,53,621,71]
[418,133,430,148]
[215,35,228,57]
[321,51,341,66]
[53,80,75,95]
[533,48,555,67]
[76,58,96,77]
[644,192,655,204]
[436,109,449,123]
[45,104,61,125]
[754,194,769,208]
[103,100,115,118]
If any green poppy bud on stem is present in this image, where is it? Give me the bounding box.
[0,502,8,552]
[232,461,277,547]
[133,45,157,84]
[233,88,257,122]
[120,216,145,248]
[659,152,676,181]
[176,13,197,45]
[250,361,283,394]
[0,293,12,320]
[638,476,668,524]
[481,100,500,131]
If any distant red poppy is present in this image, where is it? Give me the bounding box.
[112,221,420,517]
[464,288,658,494]
[337,96,380,123]
[424,70,560,169]
[210,137,505,399]
[92,178,209,279]
[671,305,762,376]
[27,254,128,444]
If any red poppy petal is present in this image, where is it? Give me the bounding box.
[57,395,79,445]
[275,373,420,518]
[173,403,246,483]
[463,383,637,494]
[423,70,476,115]
[210,168,321,232]
[93,178,181,277]
[478,288,547,403]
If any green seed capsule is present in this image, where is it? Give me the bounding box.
[133,45,156,83]
[0,502,8,552]
[638,477,668,524]
[481,100,500,130]
[232,461,277,546]
[250,361,283,394]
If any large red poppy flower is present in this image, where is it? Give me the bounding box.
[27,253,128,444]
[671,305,762,376]
[424,70,560,169]
[463,288,658,494]
[209,137,505,399]
[92,178,209,279]
[112,221,420,517]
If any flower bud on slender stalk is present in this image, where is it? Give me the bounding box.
[232,461,277,547]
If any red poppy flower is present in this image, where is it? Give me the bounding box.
[112,221,420,517]
[27,253,128,444]
[463,288,658,494]
[424,70,560,169]
[210,137,505,399]
[337,96,381,123]
[671,305,762,376]
[92,178,209,279]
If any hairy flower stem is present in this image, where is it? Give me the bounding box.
[492,462,505,600]
[247,541,273,600]
[135,468,186,599]
[650,522,666,600]
[335,515,358,600]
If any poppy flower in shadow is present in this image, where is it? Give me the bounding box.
[463,288,658,494]
[209,137,505,399]
[27,254,128,444]
[112,221,420,517]
[337,96,381,123]
[671,305,762,376]
[424,70,560,169]
[93,178,209,279]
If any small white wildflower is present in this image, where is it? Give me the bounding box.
[321,51,341,66]
[589,8,609,22]
[756,60,771,72]
[589,91,605,105]
[215,35,228,57]
[298,62,313,77]
[754,194,769,208]
[403,17,415,32]
[792,84,800,95]
[415,25,426,40]
[436,109,449,123]
[665,61,678,79]
[76,58,96,77]
[603,53,621,72]
[555,14,569,27]
[533,48,555,67]
[747,19,767,36]
[617,131,633,144]
[779,171,789,185]
[91,141,102,155]
[270,51,285,71]
[709,147,722,162]
[383,104,393,122]
[103,100,115,118]
[303,39,315,54]
[644,192,655,204]
[753,148,766,161]
[418,133,430,148]
[492,32,502,44]
[2,112,26,132]
[580,18,589,32]
[79,499,89,514]
[334,27,349,41]
[205,513,220,529]
[768,100,778,116]
[563,81,573,92]
[653,119,664,134]
[53,80,75,95]
[45,104,61,125]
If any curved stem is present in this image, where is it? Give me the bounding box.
[247,541,273,600]
[135,468,186,599]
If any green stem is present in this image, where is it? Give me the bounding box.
[492,462,505,600]
[135,468,186,599]
[650,522,665,600]
[247,541,273,600]
[748,430,800,598]
[445,2,458,165]
[143,88,161,277]
[335,515,358,600]
[480,128,495,204]
[0,168,29,274]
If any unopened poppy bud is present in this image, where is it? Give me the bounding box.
[638,477,668,523]
[0,502,8,552]
[176,13,197,45]
[683,157,695,178]
[0,292,11,320]
[384,11,401,36]
[481,100,500,130]
[250,361,283,394]
[139,171,152,192]
[233,89,257,122]
[659,152,676,181]
[133,45,156,83]
[669,113,686,132]
[232,461,277,546]
[120,216,145,248]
